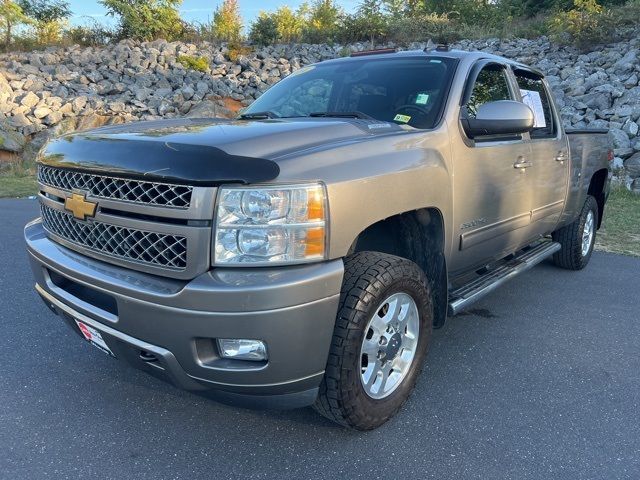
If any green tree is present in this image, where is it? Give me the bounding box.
[100,0,184,41]
[249,12,278,45]
[17,0,70,22]
[18,0,71,44]
[355,0,387,46]
[272,5,304,43]
[0,0,30,49]
[549,0,613,49]
[302,0,342,42]
[212,0,243,42]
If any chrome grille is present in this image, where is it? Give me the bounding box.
[38,165,193,208]
[40,204,187,270]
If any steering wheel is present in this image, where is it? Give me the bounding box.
[393,104,431,124]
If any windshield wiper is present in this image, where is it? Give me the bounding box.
[239,111,279,120]
[309,111,374,120]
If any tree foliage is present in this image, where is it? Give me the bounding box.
[17,0,70,22]
[18,0,71,44]
[212,0,242,42]
[0,0,31,49]
[100,0,184,41]
[249,12,278,46]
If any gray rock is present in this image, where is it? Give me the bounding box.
[43,111,63,126]
[0,121,26,152]
[625,153,640,178]
[20,91,40,108]
[612,157,625,169]
[609,128,632,150]
[33,107,52,119]
[72,96,88,113]
[631,178,640,194]
[8,113,31,128]
[623,120,639,138]
[108,102,126,113]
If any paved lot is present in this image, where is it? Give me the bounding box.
[1,198,639,480]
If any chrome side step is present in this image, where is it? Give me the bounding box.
[448,241,561,316]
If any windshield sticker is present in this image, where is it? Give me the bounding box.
[415,93,430,105]
[289,65,315,77]
[393,114,411,123]
[520,89,547,128]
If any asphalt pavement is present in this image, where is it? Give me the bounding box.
[1,198,639,480]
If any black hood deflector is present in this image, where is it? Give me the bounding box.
[38,135,280,186]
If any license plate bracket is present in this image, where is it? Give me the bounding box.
[74,320,116,357]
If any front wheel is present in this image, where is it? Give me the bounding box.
[313,252,433,430]
[552,195,599,270]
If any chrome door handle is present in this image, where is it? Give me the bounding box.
[555,153,568,163]
[513,159,533,169]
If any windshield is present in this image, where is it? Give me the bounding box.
[242,56,458,130]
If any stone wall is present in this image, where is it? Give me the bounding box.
[1,34,639,189]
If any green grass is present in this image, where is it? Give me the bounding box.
[0,174,37,198]
[596,186,640,257]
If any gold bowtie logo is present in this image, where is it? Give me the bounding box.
[65,193,97,220]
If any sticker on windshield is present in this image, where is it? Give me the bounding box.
[415,93,430,105]
[393,114,411,123]
[289,65,315,77]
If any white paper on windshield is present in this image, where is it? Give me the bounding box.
[519,89,546,128]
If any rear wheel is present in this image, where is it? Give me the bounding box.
[313,252,433,430]
[552,195,599,270]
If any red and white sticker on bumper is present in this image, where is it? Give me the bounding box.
[75,320,116,357]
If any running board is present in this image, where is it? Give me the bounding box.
[448,241,561,316]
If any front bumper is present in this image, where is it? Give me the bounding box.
[25,219,343,409]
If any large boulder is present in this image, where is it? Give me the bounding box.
[624,153,640,179]
[0,121,26,153]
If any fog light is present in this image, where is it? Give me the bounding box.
[217,339,267,361]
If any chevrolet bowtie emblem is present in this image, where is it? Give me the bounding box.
[65,193,97,220]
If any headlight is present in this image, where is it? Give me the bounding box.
[213,183,327,265]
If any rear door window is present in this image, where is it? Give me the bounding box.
[513,70,556,138]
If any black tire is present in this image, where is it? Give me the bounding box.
[552,195,599,270]
[313,252,433,430]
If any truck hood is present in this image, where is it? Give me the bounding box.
[39,117,403,186]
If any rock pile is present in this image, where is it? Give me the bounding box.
[0,34,639,190]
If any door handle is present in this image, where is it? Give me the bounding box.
[555,152,568,163]
[513,158,533,169]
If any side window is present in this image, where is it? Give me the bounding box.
[466,66,512,118]
[514,70,555,138]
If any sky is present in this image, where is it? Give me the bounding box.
[68,0,359,26]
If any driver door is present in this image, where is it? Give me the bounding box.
[449,62,535,274]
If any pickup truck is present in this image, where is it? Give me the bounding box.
[25,47,612,430]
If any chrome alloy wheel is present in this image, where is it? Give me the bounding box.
[582,210,595,257]
[360,292,420,399]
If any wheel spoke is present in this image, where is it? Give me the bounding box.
[364,362,382,388]
[361,339,379,357]
[378,363,394,393]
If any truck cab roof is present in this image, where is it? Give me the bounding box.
[320,47,544,77]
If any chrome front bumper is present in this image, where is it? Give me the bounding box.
[26,219,343,408]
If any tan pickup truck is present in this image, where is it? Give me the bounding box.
[25,47,612,429]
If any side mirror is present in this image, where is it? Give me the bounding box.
[461,100,534,138]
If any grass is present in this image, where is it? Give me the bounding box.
[0,174,38,198]
[596,186,640,257]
